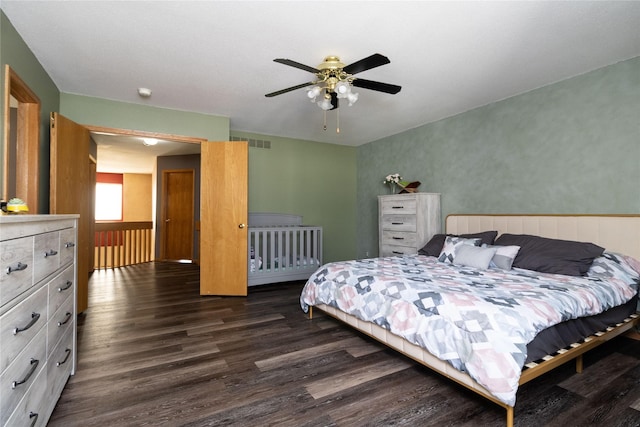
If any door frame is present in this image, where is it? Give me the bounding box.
[86,125,205,262]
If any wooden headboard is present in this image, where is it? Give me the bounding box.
[446,214,640,260]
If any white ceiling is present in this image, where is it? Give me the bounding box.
[91,132,200,174]
[3,1,640,171]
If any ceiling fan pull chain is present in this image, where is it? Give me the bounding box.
[336,108,340,134]
[323,110,327,131]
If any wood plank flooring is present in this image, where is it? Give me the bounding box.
[49,262,640,426]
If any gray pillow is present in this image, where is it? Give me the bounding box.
[419,231,498,257]
[494,234,605,276]
[453,245,497,269]
[438,236,481,263]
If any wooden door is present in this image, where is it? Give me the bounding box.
[160,169,195,261]
[200,141,248,296]
[50,113,94,312]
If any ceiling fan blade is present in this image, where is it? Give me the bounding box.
[273,58,320,74]
[352,78,402,94]
[343,53,390,75]
[265,82,315,97]
[330,92,338,110]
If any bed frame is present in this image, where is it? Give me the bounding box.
[248,213,323,286]
[309,214,640,427]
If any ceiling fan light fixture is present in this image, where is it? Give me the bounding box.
[317,96,333,111]
[335,80,351,98]
[307,85,322,101]
[347,91,359,106]
[142,137,158,146]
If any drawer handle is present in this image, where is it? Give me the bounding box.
[56,348,72,367]
[6,261,28,274]
[29,412,39,427]
[58,280,73,292]
[58,312,73,327]
[13,312,41,335]
[391,222,404,225]
[65,242,75,248]
[392,251,404,255]
[12,358,39,389]
[44,249,58,257]
[392,237,405,240]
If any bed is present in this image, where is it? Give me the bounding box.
[248,213,323,286]
[300,214,640,426]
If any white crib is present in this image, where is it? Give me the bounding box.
[248,213,323,286]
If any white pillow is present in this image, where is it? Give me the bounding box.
[482,244,521,270]
[438,236,481,263]
[453,245,497,269]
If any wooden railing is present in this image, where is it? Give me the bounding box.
[94,221,153,269]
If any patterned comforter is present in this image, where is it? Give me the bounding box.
[300,252,640,406]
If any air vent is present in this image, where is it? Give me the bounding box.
[231,136,271,149]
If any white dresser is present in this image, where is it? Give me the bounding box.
[0,215,78,427]
[378,193,441,257]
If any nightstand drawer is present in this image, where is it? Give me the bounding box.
[380,215,417,232]
[381,230,418,247]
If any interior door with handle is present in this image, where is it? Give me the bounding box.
[160,169,195,261]
[50,112,93,312]
[199,140,248,296]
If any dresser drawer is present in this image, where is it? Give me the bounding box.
[0,285,48,373]
[48,265,75,319]
[380,244,417,257]
[48,296,74,357]
[59,228,77,268]
[380,197,417,215]
[0,326,47,425]
[47,325,74,405]
[381,230,418,247]
[3,363,48,427]
[380,215,417,232]
[34,231,61,285]
[0,236,35,308]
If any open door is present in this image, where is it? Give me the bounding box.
[50,113,93,312]
[200,140,248,295]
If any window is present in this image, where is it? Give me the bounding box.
[95,173,123,221]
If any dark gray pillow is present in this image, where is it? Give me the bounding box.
[493,234,605,276]
[419,231,498,257]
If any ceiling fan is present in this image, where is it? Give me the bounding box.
[265,53,401,111]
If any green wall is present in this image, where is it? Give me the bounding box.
[231,131,357,263]
[357,57,640,258]
[59,94,229,141]
[1,11,60,212]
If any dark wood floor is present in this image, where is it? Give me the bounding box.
[49,262,640,427]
